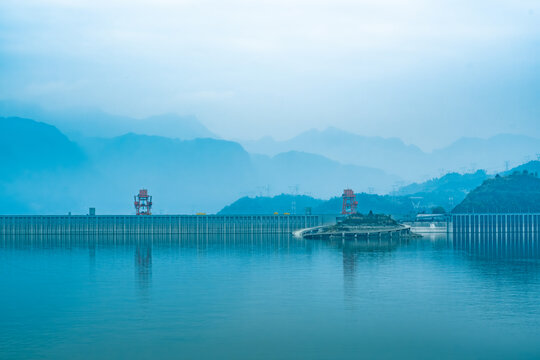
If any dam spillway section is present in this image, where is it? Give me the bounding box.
[0,214,323,235]
[451,213,540,234]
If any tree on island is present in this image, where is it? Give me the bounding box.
[431,206,446,214]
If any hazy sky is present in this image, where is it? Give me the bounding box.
[1,0,539,150]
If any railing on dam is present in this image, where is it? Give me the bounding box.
[452,214,540,234]
[0,215,323,235]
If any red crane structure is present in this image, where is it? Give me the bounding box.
[341,189,358,215]
[134,189,152,215]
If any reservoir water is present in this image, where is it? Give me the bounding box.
[1,233,540,359]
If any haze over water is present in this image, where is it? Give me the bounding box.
[1,233,540,359]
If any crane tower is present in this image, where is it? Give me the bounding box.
[341,189,358,215]
[134,189,152,215]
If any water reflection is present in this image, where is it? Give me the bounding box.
[2,232,540,360]
[0,233,310,252]
[4,231,540,301]
[0,233,311,290]
[135,242,152,294]
[322,237,408,304]
[452,232,540,289]
[454,232,540,259]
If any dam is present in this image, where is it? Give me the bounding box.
[451,213,540,234]
[5,213,540,236]
[0,214,323,235]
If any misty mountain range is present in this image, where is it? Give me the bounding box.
[241,127,540,180]
[1,102,539,215]
[0,116,399,214]
[220,163,540,216]
[0,100,216,140]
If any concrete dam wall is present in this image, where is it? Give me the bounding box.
[0,215,323,235]
[452,214,540,234]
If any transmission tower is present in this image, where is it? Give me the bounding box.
[410,196,423,210]
[256,184,271,197]
[289,184,299,214]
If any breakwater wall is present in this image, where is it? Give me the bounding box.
[0,215,323,235]
[452,214,540,234]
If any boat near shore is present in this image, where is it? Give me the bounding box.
[294,212,421,239]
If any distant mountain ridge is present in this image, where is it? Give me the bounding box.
[393,170,489,210]
[0,117,88,213]
[396,170,488,196]
[3,100,538,183]
[453,172,540,213]
[241,128,540,181]
[218,193,419,217]
[0,117,256,214]
[0,117,400,214]
[503,161,540,176]
[2,108,539,215]
[0,100,216,140]
[0,117,85,177]
[219,162,540,216]
[218,195,325,215]
[251,150,399,197]
[431,134,540,175]
[242,127,427,180]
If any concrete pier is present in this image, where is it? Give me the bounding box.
[297,224,414,239]
[0,214,322,235]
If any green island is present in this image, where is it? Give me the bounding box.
[295,211,420,239]
[452,171,540,213]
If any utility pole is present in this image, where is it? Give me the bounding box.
[289,184,299,214]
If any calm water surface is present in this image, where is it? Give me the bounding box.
[1,233,540,359]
